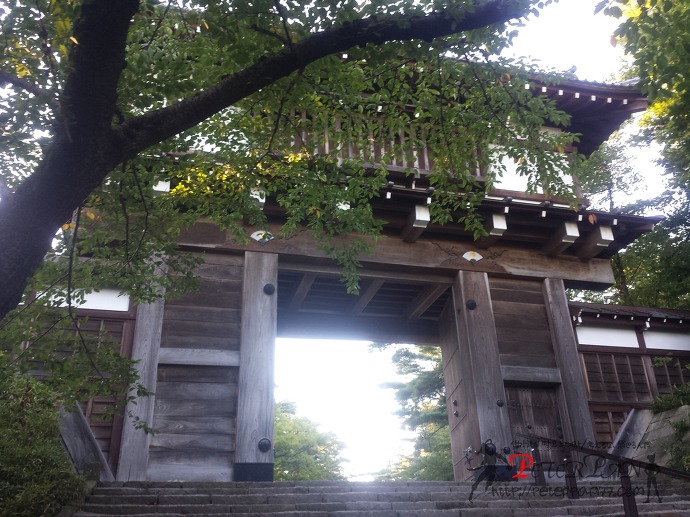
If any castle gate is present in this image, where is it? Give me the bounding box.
[110,79,659,482]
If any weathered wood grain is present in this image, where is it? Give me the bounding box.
[491,300,549,318]
[158,348,240,367]
[147,462,233,482]
[116,293,166,481]
[150,432,234,451]
[163,306,241,324]
[212,224,616,288]
[160,335,241,350]
[162,319,240,339]
[490,288,546,304]
[148,449,235,465]
[235,252,278,467]
[500,352,557,369]
[59,406,115,482]
[170,279,242,308]
[457,271,512,447]
[501,365,562,384]
[440,271,512,482]
[154,398,236,417]
[155,381,238,401]
[152,416,236,434]
[543,278,596,448]
[157,364,238,384]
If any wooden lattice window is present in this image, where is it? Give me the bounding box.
[591,407,629,445]
[580,351,652,403]
[653,357,690,395]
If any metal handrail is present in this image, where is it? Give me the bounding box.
[516,433,690,517]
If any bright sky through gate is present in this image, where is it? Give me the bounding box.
[274,0,638,481]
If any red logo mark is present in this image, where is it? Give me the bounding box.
[509,453,534,479]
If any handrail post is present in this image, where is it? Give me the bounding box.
[564,450,579,499]
[619,462,639,517]
[530,437,546,485]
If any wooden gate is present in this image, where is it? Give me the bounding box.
[506,385,565,480]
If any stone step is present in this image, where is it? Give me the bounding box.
[73,481,690,517]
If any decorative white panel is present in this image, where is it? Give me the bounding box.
[79,289,130,312]
[576,325,639,348]
[644,330,690,351]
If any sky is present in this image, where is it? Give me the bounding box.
[274,0,643,481]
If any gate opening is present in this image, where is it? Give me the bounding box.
[274,338,434,481]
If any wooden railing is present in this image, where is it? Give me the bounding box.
[518,433,690,517]
[59,406,115,482]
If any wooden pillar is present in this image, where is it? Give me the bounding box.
[234,251,278,481]
[116,296,166,481]
[440,270,512,481]
[543,278,596,447]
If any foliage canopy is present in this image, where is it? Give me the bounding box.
[1,0,575,401]
[375,344,453,480]
[583,0,690,309]
[273,401,346,480]
[0,374,85,517]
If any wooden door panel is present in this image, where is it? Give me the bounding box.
[506,386,564,475]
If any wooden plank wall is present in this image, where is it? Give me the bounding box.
[490,277,556,369]
[148,252,243,481]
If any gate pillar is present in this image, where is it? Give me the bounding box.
[440,270,512,481]
[543,278,596,449]
[234,251,278,481]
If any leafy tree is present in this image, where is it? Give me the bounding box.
[273,401,346,480]
[579,1,690,309]
[1,0,581,410]
[0,0,574,324]
[378,424,453,481]
[376,344,453,480]
[0,374,85,517]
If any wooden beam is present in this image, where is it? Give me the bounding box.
[501,365,562,384]
[577,225,614,259]
[211,224,616,288]
[235,252,278,475]
[401,204,431,243]
[475,213,508,249]
[542,221,580,257]
[349,278,385,316]
[543,278,596,452]
[279,260,454,285]
[287,273,315,311]
[440,271,512,481]
[158,348,240,367]
[277,312,439,343]
[405,283,449,320]
[116,283,166,481]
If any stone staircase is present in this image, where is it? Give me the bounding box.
[72,480,690,516]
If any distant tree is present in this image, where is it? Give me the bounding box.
[375,345,453,480]
[273,401,346,481]
[377,424,453,481]
[579,1,690,310]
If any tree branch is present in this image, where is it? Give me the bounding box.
[116,0,532,160]
[0,71,46,98]
[0,0,534,321]
[0,0,139,319]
